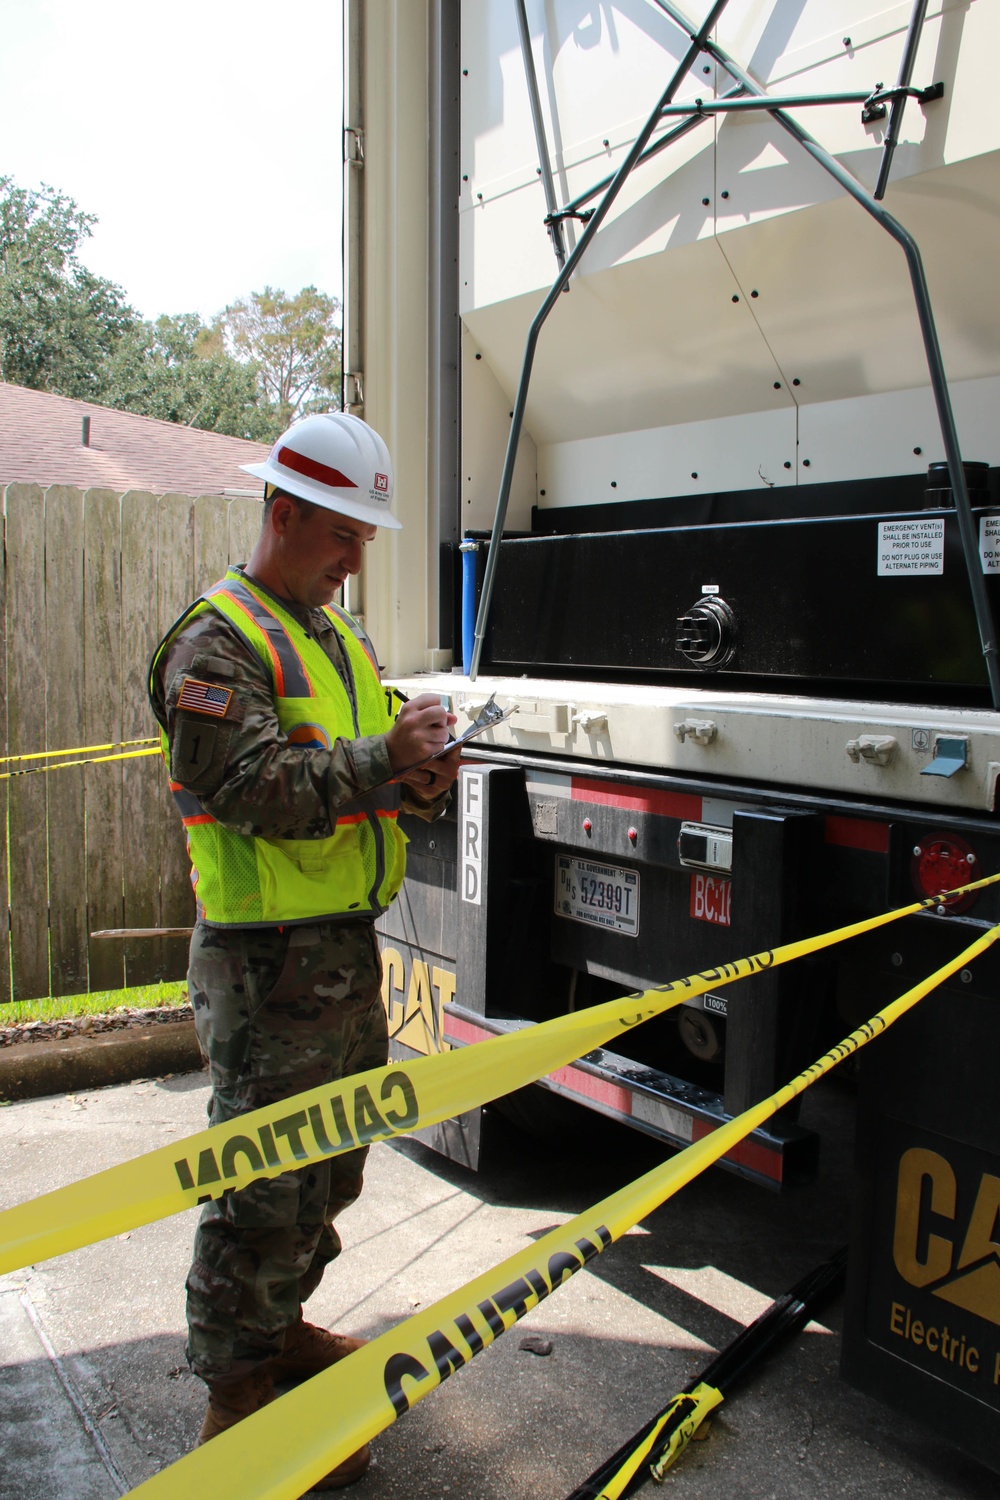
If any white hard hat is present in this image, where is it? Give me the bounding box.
[241,412,401,530]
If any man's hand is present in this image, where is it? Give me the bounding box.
[399,743,462,798]
[386,694,457,780]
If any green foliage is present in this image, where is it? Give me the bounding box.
[0,176,138,399]
[221,285,343,427]
[96,311,282,442]
[0,176,341,441]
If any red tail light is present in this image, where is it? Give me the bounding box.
[910,833,979,912]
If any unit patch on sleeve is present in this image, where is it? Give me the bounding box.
[177,678,233,717]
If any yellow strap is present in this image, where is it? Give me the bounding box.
[0,747,162,781]
[124,924,1000,1500]
[598,1381,724,1497]
[0,737,157,765]
[0,871,995,1280]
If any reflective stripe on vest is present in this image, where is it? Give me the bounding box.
[153,569,405,927]
[204,578,314,696]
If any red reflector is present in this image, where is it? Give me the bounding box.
[824,816,889,853]
[910,833,979,912]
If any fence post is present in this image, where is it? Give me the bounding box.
[6,483,50,1001]
[84,487,126,992]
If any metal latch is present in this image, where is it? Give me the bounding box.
[678,822,733,873]
[920,736,969,778]
[573,710,608,734]
[344,126,365,165]
[846,735,897,767]
[674,718,718,746]
[344,371,364,410]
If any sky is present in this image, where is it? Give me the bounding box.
[1,0,344,323]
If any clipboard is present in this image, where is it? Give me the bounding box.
[434,695,517,758]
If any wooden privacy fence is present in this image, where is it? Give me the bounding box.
[0,483,262,1003]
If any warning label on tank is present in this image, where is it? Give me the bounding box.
[877,519,944,575]
[980,516,1000,574]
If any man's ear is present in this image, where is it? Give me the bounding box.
[269,494,298,536]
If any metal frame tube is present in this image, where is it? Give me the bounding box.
[874,0,930,200]
[469,0,733,679]
[560,95,731,218]
[428,0,462,652]
[652,0,999,707]
[514,0,567,268]
[658,90,883,114]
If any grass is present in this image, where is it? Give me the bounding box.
[1,981,189,1025]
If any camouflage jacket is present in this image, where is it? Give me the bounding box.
[149,569,448,841]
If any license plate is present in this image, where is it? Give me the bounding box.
[555,855,639,935]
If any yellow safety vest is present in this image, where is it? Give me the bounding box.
[150,568,407,927]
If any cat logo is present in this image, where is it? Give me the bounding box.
[380,946,457,1058]
[893,1147,1000,1327]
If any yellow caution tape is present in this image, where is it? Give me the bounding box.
[0,746,161,780]
[0,874,995,1279]
[0,737,158,765]
[125,923,1000,1500]
[599,1381,723,1499]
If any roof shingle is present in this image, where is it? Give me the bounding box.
[0,382,270,496]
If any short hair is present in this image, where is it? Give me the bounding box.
[262,486,319,525]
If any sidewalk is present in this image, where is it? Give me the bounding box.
[1,1071,996,1499]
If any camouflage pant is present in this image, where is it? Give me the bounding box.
[185,918,388,1383]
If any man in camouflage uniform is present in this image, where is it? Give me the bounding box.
[149,413,459,1488]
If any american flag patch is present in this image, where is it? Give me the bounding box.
[177,678,233,717]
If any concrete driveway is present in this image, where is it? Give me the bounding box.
[0,1070,995,1499]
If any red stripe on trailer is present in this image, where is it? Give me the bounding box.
[547,1062,633,1114]
[691,1118,782,1182]
[444,1015,490,1047]
[571,777,702,821]
[824,815,890,853]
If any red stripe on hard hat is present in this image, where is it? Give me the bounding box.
[277,445,359,490]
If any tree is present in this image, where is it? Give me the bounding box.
[0,176,138,398]
[95,312,280,442]
[220,285,342,427]
[0,176,339,442]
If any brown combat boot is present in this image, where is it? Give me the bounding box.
[270,1318,367,1382]
[198,1364,371,1489]
[198,1366,275,1444]
[306,1443,371,1490]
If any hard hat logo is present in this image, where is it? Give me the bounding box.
[240,412,402,531]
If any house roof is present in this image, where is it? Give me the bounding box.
[0,382,270,497]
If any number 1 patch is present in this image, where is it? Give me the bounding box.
[175,719,220,781]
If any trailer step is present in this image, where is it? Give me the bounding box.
[444,1003,818,1190]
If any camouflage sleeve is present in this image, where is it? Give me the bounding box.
[400,784,452,823]
[152,613,397,840]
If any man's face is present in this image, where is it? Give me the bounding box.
[272,498,377,607]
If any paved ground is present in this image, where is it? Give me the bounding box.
[0,1071,996,1500]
